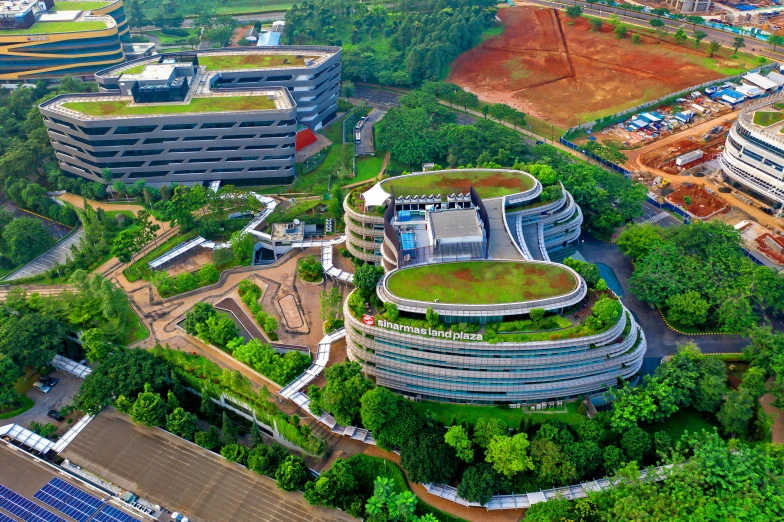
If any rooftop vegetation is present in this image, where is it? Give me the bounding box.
[61,95,276,116]
[0,20,107,34]
[383,170,534,200]
[386,261,577,305]
[752,111,784,127]
[54,1,114,10]
[197,54,319,70]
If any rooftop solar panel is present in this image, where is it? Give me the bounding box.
[0,513,17,522]
[0,484,68,522]
[91,505,141,522]
[34,478,104,522]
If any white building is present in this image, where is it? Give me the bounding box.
[720,97,784,210]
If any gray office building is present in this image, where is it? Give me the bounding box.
[39,47,341,186]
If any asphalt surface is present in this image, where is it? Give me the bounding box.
[576,230,750,376]
[354,86,476,125]
[528,0,784,59]
[63,411,354,522]
[7,370,81,428]
[354,108,384,156]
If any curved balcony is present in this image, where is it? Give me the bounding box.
[346,240,381,263]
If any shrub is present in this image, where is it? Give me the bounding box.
[297,255,323,282]
[195,425,222,451]
[276,455,312,491]
[220,443,249,465]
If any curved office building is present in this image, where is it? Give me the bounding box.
[720,96,784,210]
[343,169,645,404]
[0,0,127,81]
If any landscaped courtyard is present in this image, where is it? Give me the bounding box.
[385,170,534,199]
[386,260,578,305]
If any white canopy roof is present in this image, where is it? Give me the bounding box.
[362,182,391,208]
[743,73,778,91]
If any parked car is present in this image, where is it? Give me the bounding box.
[33,381,51,393]
[47,410,65,422]
[40,376,59,387]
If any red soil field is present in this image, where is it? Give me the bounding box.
[449,7,736,128]
[665,186,729,218]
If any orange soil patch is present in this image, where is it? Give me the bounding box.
[449,7,732,128]
[638,122,731,174]
[665,185,729,218]
[755,233,784,265]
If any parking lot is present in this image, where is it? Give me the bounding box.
[5,226,84,281]
[6,370,81,432]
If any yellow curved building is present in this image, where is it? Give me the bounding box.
[0,0,127,81]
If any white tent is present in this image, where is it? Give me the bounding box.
[362,182,391,208]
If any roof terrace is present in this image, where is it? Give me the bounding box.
[381,170,535,200]
[385,260,578,306]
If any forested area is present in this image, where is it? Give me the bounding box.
[284,0,498,86]
[618,221,784,332]
[0,272,142,410]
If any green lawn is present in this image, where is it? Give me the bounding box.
[384,169,534,199]
[63,96,276,116]
[198,54,319,70]
[120,64,146,75]
[641,408,717,443]
[266,198,322,225]
[0,20,107,34]
[753,111,784,127]
[124,311,149,344]
[255,112,351,195]
[355,155,384,183]
[54,1,113,10]
[413,400,586,430]
[123,231,197,282]
[387,261,578,305]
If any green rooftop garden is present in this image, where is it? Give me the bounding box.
[61,95,276,116]
[383,170,534,200]
[54,1,114,10]
[752,111,784,127]
[0,20,107,34]
[386,261,578,305]
[119,64,147,75]
[197,54,319,70]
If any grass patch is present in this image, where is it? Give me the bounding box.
[119,64,146,75]
[123,231,197,282]
[413,400,586,430]
[266,199,322,225]
[385,169,533,199]
[0,396,34,420]
[0,20,107,34]
[753,111,784,127]
[641,407,717,443]
[355,155,384,182]
[527,114,565,140]
[386,261,577,305]
[62,96,276,116]
[124,311,149,344]
[144,28,199,45]
[198,54,320,70]
[255,112,351,195]
[480,26,503,41]
[54,1,113,10]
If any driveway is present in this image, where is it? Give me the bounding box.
[6,370,82,432]
[354,108,384,156]
[4,226,84,281]
[576,231,749,376]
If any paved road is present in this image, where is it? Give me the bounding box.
[527,0,784,60]
[355,108,384,156]
[182,12,286,27]
[354,86,476,125]
[634,201,683,229]
[4,226,83,281]
[576,231,750,376]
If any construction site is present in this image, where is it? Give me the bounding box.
[636,120,731,174]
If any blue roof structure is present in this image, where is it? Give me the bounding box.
[714,88,745,104]
[401,232,416,251]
